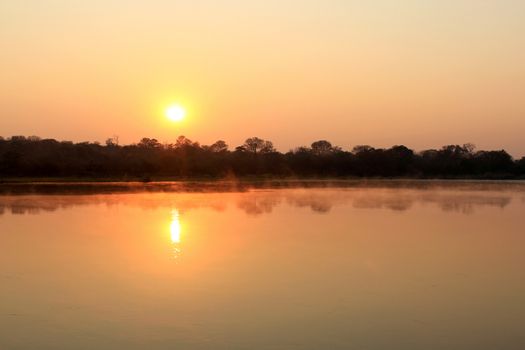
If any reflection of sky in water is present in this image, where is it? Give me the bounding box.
[1,184,525,350]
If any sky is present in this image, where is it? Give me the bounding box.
[1,0,524,156]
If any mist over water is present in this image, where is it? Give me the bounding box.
[1,182,524,349]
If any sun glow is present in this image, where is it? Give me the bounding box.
[166,105,186,122]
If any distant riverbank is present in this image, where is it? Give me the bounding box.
[2,137,524,180]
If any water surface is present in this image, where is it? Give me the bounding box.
[1,182,525,349]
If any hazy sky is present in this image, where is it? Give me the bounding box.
[1,0,524,155]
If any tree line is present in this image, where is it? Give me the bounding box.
[1,135,524,179]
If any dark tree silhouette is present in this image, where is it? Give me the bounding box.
[242,137,275,154]
[138,138,162,149]
[0,136,522,179]
[311,140,333,155]
[208,140,228,153]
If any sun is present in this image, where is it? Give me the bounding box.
[166,105,186,122]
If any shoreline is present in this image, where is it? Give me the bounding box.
[1,178,524,195]
[1,175,525,184]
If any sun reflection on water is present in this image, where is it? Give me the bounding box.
[170,209,182,258]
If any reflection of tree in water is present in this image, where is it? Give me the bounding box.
[0,198,67,215]
[0,195,228,216]
[238,191,515,215]
[309,201,332,213]
[352,192,511,214]
[236,195,282,216]
[238,191,354,215]
[352,196,414,211]
[429,195,511,215]
[285,194,345,214]
[0,186,520,217]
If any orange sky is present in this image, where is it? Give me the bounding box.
[1,1,524,156]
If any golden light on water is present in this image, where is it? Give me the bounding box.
[170,209,182,244]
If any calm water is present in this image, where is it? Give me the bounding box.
[1,182,525,350]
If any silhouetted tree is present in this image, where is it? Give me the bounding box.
[517,157,525,176]
[311,140,333,155]
[209,140,228,153]
[175,135,193,148]
[138,138,161,149]
[352,145,374,154]
[0,135,522,179]
[105,138,118,147]
[242,137,275,154]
